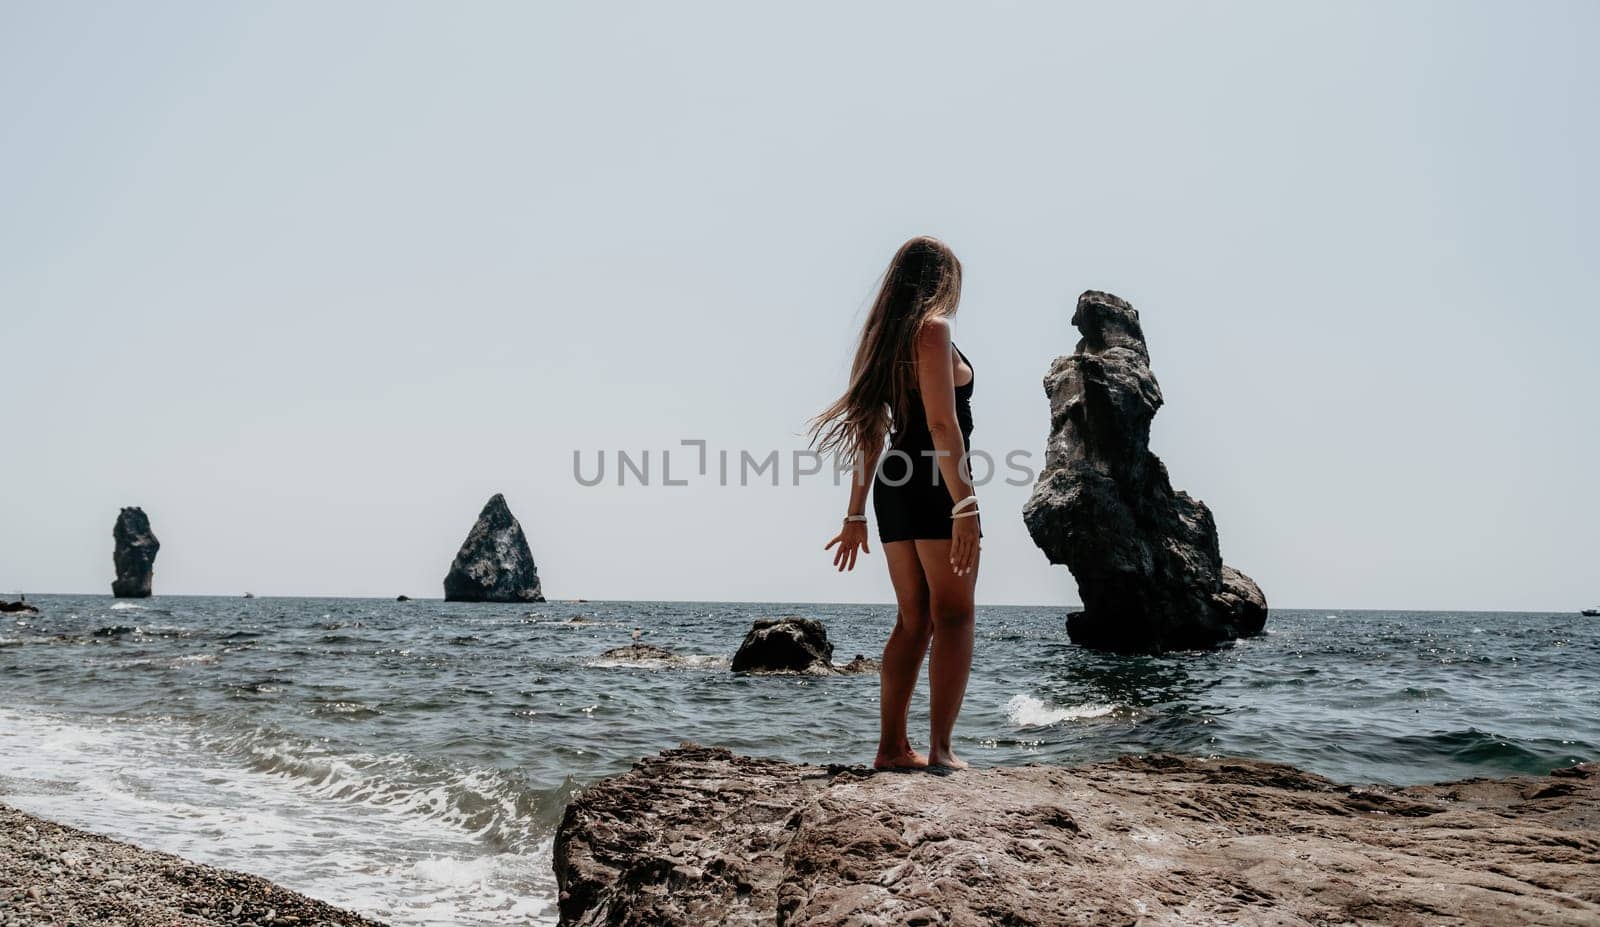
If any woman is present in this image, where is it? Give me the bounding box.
[814,236,979,770]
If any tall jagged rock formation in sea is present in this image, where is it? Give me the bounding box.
[443,493,544,602]
[1023,291,1266,653]
[111,507,160,599]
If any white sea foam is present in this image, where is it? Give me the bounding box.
[1005,694,1118,727]
[109,601,145,610]
[586,653,729,671]
[412,854,497,887]
[203,728,550,849]
[0,707,557,926]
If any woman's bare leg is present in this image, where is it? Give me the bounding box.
[875,541,932,770]
[914,539,977,769]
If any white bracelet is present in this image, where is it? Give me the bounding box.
[952,510,980,520]
[843,514,868,523]
[951,495,978,515]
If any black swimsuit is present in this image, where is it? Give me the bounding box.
[872,347,977,543]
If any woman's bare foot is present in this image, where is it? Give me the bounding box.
[873,749,929,770]
[927,749,969,770]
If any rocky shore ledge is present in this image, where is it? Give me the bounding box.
[555,746,1599,926]
[0,803,384,927]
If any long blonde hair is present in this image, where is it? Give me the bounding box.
[810,236,963,463]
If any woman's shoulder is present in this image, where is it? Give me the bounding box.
[915,316,953,349]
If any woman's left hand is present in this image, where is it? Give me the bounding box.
[950,514,979,576]
[825,521,871,572]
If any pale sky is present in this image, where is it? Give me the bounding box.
[2,2,1595,610]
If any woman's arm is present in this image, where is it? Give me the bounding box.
[845,433,881,517]
[825,433,881,572]
[914,318,979,575]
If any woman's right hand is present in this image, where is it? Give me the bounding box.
[825,521,871,572]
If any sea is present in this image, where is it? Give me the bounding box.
[2,596,1596,926]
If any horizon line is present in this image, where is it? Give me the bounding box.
[4,591,1592,616]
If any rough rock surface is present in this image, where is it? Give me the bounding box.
[730,618,834,674]
[834,654,880,675]
[554,745,1600,927]
[111,507,160,599]
[1024,291,1267,652]
[442,494,544,603]
[597,643,682,663]
[1,802,385,926]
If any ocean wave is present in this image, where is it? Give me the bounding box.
[1399,686,1448,699]
[402,846,554,922]
[320,633,375,644]
[227,679,284,697]
[202,725,574,851]
[1390,728,1551,767]
[1005,694,1122,728]
[0,704,570,854]
[308,700,383,719]
[0,707,560,926]
[135,624,195,639]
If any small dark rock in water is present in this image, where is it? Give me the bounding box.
[731,617,834,674]
[0,598,38,615]
[835,654,879,674]
[442,494,545,603]
[395,595,411,602]
[598,642,679,662]
[111,507,160,599]
[554,745,1600,927]
[1023,291,1267,653]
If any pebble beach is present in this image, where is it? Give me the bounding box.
[0,803,384,927]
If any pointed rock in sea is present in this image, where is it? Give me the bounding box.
[443,494,545,602]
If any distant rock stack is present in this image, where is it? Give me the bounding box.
[111,507,160,599]
[443,494,545,602]
[1023,291,1267,653]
